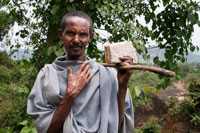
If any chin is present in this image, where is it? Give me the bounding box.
[68,53,82,59]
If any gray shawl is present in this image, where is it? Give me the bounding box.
[27,55,134,133]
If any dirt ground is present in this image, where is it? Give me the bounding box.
[134,81,200,132]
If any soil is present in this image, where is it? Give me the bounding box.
[134,81,200,132]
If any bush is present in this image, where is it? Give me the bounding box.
[141,117,161,133]
[168,80,200,127]
[165,96,178,110]
[0,52,37,132]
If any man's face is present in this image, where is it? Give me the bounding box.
[59,16,93,60]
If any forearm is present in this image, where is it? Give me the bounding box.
[117,84,128,129]
[47,94,75,133]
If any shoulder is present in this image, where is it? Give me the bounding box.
[41,64,55,73]
[35,64,56,79]
[97,63,117,79]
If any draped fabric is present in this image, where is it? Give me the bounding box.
[27,55,134,133]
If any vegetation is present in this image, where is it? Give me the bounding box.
[0,52,37,132]
[141,117,161,133]
[135,117,161,133]
[1,0,199,78]
[0,0,200,132]
[167,80,200,127]
[0,11,14,41]
[0,51,200,132]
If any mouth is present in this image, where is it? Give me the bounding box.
[69,43,83,49]
[71,47,81,51]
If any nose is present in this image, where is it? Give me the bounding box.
[73,34,80,43]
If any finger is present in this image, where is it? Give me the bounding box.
[80,65,90,78]
[84,64,90,72]
[119,56,132,61]
[120,60,133,66]
[77,61,87,73]
[86,74,92,83]
[68,67,73,75]
[120,56,133,64]
[85,68,91,78]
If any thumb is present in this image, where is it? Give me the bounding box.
[68,67,73,76]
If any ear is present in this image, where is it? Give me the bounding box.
[89,32,94,42]
[58,29,63,40]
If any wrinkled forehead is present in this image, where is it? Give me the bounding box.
[65,16,90,30]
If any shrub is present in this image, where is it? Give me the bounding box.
[165,96,178,109]
[0,52,37,132]
[141,117,161,133]
[168,80,200,127]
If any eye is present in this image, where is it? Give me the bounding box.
[65,31,75,36]
[79,32,88,37]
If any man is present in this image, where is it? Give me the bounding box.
[27,11,134,133]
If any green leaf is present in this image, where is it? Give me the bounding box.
[163,0,169,7]
[31,127,37,133]
[18,120,28,126]
[20,126,31,133]
[153,56,159,64]
[143,86,148,94]
[45,0,52,4]
[47,46,53,56]
[190,46,195,52]
[152,31,160,40]
[20,34,26,39]
[50,5,60,15]
[143,54,150,61]
[135,86,141,97]
[145,15,150,23]
[196,46,199,51]
[161,78,170,89]
[55,47,65,56]
[129,88,134,100]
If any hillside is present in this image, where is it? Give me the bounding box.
[138,47,200,63]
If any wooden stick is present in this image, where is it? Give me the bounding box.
[99,63,176,77]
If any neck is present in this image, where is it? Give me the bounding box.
[67,54,88,61]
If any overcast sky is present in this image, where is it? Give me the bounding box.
[192,25,200,47]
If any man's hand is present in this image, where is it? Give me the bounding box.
[66,61,92,99]
[117,56,133,87]
[117,56,133,130]
[48,62,91,133]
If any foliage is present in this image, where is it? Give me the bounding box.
[0,11,15,41]
[177,63,200,79]
[139,0,200,69]
[129,71,163,88]
[1,0,144,69]
[141,117,161,133]
[135,117,161,133]
[0,0,199,80]
[0,51,37,132]
[165,96,178,109]
[167,80,200,127]
[129,84,152,108]
[0,51,19,83]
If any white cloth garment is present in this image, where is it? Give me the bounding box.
[27,55,134,133]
